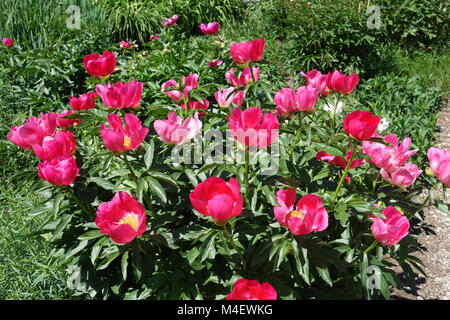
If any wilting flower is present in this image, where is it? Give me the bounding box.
[189,177,243,225]
[230,37,265,68]
[380,163,422,188]
[327,71,359,94]
[96,79,143,109]
[161,73,198,102]
[95,191,147,244]
[120,41,131,48]
[69,92,97,111]
[300,69,329,95]
[207,59,223,67]
[33,130,76,161]
[370,206,409,246]
[83,50,116,78]
[3,38,13,47]
[38,154,79,186]
[273,189,328,235]
[227,279,277,300]
[56,110,81,129]
[153,112,202,145]
[227,107,279,149]
[362,134,418,173]
[343,111,380,140]
[7,112,57,149]
[225,66,259,87]
[100,113,149,153]
[149,35,160,42]
[162,14,179,27]
[199,22,220,35]
[215,87,244,108]
[427,147,450,186]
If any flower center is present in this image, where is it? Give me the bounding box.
[123,136,131,148]
[118,214,139,232]
[288,210,307,224]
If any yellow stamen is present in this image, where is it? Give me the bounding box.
[123,136,131,148]
[288,210,307,225]
[118,214,139,232]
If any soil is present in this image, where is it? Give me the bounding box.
[390,102,450,300]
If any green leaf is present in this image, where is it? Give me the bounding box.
[147,177,167,203]
[78,230,103,241]
[144,140,155,169]
[316,266,332,287]
[121,251,129,281]
[88,177,114,191]
[198,232,216,263]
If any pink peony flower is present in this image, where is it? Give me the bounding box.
[149,35,160,41]
[343,111,380,140]
[300,69,329,95]
[327,71,359,94]
[95,191,147,244]
[199,22,220,35]
[161,73,198,102]
[38,154,79,186]
[380,163,422,188]
[230,37,265,67]
[100,113,149,153]
[69,92,97,111]
[274,88,297,116]
[96,79,143,109]
[227,107,279,149]
[273,189,328,235]
[162,14,179,27]
[215,87,244,108]
[189,177,243,225]
[120,41,131,48]
[3,38,13,47]
[56,110,81,129]
[83,50,116,78]
[153,112,202,145]
[32,130,76,161]
[295,85,319,112]
[225,66,259,88]
[207,59,223,68]
[227,279,277,300]
[370,206,409,246]
[427,147,450,186]
[180,98,210,112]
[7,112,57,149]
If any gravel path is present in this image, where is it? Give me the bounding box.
[391,102,450,300]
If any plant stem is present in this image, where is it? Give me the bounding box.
[330,149,355,209]
[243,146,250,205]
[223,225,246,270]
[330,94,340,131]
[364,240,378,254]
[65,186,95,221]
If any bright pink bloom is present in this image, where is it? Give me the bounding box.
[95,191,147,244]
[180,98,210,111]
[215,87,244,108]
[7,112,57,149]
[83,50,116,78]
[327,71,359,94]
[227,279,277,300]
[225,66,259,87]
[370,206,409,246]
[296,85,319,111]
[56,110,81,129]
[316,150,365,170]
[343,111,380,140]
[199,22,220,35]
[207,59,223,67]
[427,147,450,186]
[162,14,179,27]
[38,154,79,186]
[273,189,328,235]
[230,37,265,67]
[380,163,422,188]
[362,134,419,172]
[96,79,143,109]
[69,92,97,111]
[161,73,198,102]
[300,69,329,95]
[189,177,243,224]
[3,38,13,47]
[120,41,131,48]
[32,130,76,161]
[153,112,202,145]
[149,35,160,41]
[100,113,149,153]
[227,107,279,149]
[274,88,297,116]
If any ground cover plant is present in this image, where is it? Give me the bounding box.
[1,0,448,300]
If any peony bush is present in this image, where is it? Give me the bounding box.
[5,18,449,300]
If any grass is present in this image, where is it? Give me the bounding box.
[0,183,74,299]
